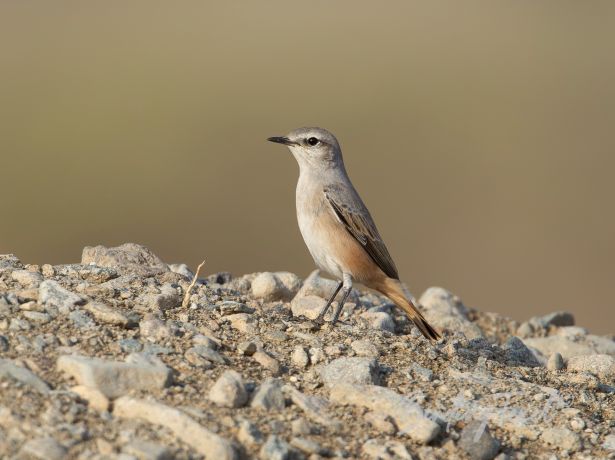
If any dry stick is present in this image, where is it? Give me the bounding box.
[182,260,206,308]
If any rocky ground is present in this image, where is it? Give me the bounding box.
[0,243,614,460]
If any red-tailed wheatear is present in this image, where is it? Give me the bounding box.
[268,127,440,341]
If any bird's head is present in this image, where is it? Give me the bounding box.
[268,127,343,172]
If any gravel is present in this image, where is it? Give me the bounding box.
[0,243,613,459]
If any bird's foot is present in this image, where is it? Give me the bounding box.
[313,315,326,327]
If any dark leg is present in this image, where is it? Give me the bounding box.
[330,286,352,325]
[315,281,343,323]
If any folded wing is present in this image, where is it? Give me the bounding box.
[324,185,399,280]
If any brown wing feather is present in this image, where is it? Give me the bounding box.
[324,186,399,280]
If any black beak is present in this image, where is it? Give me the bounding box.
[267,136,296,146]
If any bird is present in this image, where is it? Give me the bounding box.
[267,127,440,341]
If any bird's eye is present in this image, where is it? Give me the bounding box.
[307,137,319,146]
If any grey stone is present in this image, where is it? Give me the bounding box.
[251,379,286,411]
[0,297,12,316]
[291,346,310,368]
[142,343,173,356]
[324,343,343,357]
[57,354,171,399]
[446,368,566,441]
[84,302,137,328]
[119,338,143,353]
[275,272,302,296]
[603,434,615,451]
[69,310,96,329]
[569,417,585,431]
[140,317,173,341]
[217,301,254,315]
[351,340,379,357]
[266,330,289,343]
[419,287,483,339]
[11,270,43,287]
[39,280,83,313]
[290,295,326,320]
[0,359,50,394]
[186,345,226,364]
[19,437,67,460]
[329,383,440,444]
[21,311,51,324]
[208,370,248,408]
[586,334,615,355]
[224,273,251,292]
[0,335,8,352]
[237,419,264,447]
[77,264,119,282]
[114,396,237,460]
[259,435,294,460]
[360,311,395,332]
[193,334,220,350]
[541,427,582,452]
[365,411,397,434]
[567,354,615,379]
[123,440,173,460]
[502,336,541,367]
[52,263,119,283]
[0,254,22,272]
[556,326,588,339]
[184,351,213,368]
[523,334,615,366]
[516,321,534,338]
[253,351,281,375]
[168,263,195,280]
[522,336,596,362]
[286,386,340,428]
[32,334,57,353]
[309,347,325,364]
[71,384,110,411]
[319,357,380,387]
[291,418,313,436]
[408,363,434,382]
[251,272,300,302]
[237,340,257,356]
[147,285,180,311]
[1,292,19,306]
[290,437,325,455]
[226,313,257,334]
[458,420,501,460]
[81,243,169,275]
[361,439,412,459]
[493,454,511,460]
[9,317,31,331]
[547,352,565,371]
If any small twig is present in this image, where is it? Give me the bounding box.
[182,260,206,308]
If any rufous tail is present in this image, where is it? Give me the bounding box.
[377,278,441,341]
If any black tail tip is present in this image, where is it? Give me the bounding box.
[416,318,441,342]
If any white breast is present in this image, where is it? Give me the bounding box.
[296,175,344,280]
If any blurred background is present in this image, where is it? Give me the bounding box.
[1,2,614,333]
